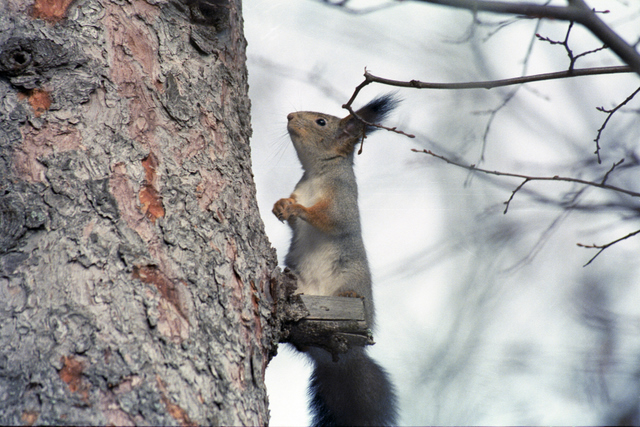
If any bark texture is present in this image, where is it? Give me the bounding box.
[0,0,278,425]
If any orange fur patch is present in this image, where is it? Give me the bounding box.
[302,194,335,232]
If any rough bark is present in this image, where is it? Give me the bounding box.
[0,0,279,425]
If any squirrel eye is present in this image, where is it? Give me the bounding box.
[315,118,326,126]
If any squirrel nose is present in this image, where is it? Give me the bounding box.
[287,113,294,121]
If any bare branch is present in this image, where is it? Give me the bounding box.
[342,77,416,144]
[572,44,609,66]
[504,179,529,214]
[475,19,543,162]
[577,228,640,266]
[536,21,608,72]
[412,149,640,203]
[413,0,640,74]
[412,0,586,20]
[601,159,624,185]
[344,66,632,145]
[594,86,640,163]
[362,66,632,91]
[343,74,372,108]
[414,148,640,267]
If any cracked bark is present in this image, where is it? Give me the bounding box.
[0,0,279,425]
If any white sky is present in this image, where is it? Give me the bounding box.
[245,1,640,425]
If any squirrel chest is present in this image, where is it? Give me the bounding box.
[285,174,360,297]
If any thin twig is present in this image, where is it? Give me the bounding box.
[413,148,640,203]
[594,86,640,163]
[577,228,640,266]
[342,76,416,145]
[343,66,633,138]
[343,75,371,109]
[476,18,543,162]
[413,0,640,74]
[362,66,632,91]
[572,45,609,66]
[601,159,624,185]
[536,21,608,72]
[503,179,529,214]
[416,148,640,266]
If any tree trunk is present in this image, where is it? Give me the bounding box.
[0,0,278,425]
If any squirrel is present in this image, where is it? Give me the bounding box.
[273,94,399,426]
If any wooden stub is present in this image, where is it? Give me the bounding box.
[280,294,374,361]
[298,295,366,321]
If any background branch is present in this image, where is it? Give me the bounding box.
[412,148,640,203]
[594,86,640,163]
[343,65,632,145]
[577,228,640,266]
[414,0,640,74]
[414,149,640,266]
[361,66,632,91]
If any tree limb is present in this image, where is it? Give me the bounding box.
[413,0,640,75]
[360,66,632,91]
[280,295,374,362]
[414,0,586,20]
[342,65,632,144]
[414,149,640,266]
[594,86,640,163]
[412,149,640,212]
[577,228,640,266]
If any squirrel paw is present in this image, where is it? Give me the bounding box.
[273,197,298,222]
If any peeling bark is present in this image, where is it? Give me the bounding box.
[0,0,279,425]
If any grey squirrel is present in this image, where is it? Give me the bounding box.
[273,95,399,426]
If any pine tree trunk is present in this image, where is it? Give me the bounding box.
[0,0,278,425]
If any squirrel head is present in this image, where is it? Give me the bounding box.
[287,94,399,170]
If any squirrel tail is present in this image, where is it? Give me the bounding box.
[356,93,400,134]
[308,347,397,426]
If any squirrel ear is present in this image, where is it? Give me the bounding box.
[342,93,399,137]
[339,115,364,139]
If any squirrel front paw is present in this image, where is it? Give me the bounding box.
[273,197,299,222]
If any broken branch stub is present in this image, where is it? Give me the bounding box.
[280,294,374,362]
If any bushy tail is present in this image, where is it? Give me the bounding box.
[356,93,400,134]
[308,348,397,426]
